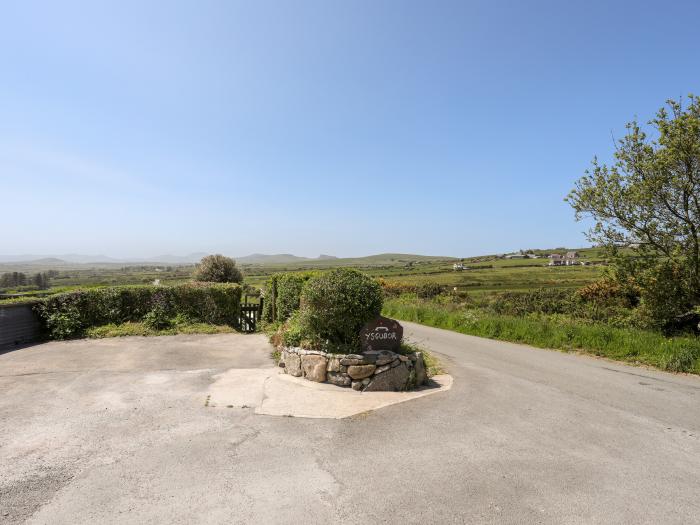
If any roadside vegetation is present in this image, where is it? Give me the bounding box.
[85,321,235,338]
[383,295,700,374]
[383,95,700,375]
[33,281,242,340]
[266,268,384,354]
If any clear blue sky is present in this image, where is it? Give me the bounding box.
[2,0,699,258]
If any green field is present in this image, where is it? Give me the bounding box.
[0,248,608,300]
[241,248,608,296]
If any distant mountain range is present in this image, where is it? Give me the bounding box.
[0,253,206,264]
[235,253,338,264]
[0,253,340,265]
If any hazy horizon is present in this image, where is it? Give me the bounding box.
[0,243,598,264]
[3,1,699,257]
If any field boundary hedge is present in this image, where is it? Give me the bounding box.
[262,272,319,323]
[35,283,242,339]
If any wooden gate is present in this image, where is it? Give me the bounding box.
[239,298,263,333]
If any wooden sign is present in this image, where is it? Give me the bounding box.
[360,316,403,352]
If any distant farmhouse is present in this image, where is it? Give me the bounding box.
[504,252,539,260]
[453,262,465,271]
[548,251,580,266]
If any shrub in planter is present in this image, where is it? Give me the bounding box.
[298,268,383,348]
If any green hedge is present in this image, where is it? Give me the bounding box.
[262,272,319,323]
[35,283,242,339]
[298,268,383,347]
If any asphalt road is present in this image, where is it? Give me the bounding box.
[1,324,699,524]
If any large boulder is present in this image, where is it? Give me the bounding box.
[301,355,327,382]
[364,362,410,392]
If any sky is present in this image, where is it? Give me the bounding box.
[2,0,699,259]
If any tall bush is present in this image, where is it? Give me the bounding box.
[193,255,243,283]
[298,268,383,347]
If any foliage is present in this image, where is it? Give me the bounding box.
[143,292,173,330]
[635,260,697,332]
[261,272,318,323]
[397,342,444,377]
[416,282,444,298]
[44,305,83,340]
[298,268,383,348]
[193,254,243,283]
[35,283,242,339]
[85,321,235,338]
[568,95,700,321]
[485,288,578,317]
[383,298,700,374]
[277,312,309,348]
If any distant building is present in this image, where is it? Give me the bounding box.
[548,252,579,266]
[504,253,528,259]
[453,262,465,271]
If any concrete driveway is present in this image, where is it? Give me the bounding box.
[1,325,699,524]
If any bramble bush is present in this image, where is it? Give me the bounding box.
[35,283,242,339]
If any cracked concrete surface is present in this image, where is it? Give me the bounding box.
[1,327,700,524]
[206,367,452,418]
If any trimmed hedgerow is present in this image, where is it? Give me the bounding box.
[261,272,319,323]
[34,283,242,340]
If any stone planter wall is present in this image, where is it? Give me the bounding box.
[279,347,428,391]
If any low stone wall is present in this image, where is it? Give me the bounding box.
[280,347,427,391]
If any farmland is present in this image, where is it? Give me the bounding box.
[0,248,607,300]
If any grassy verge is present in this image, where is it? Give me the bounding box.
[85,322,236,338]
[398,342,445,376]
[383,299,700,374]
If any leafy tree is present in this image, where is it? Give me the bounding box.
[32,272,50,289]
[568,95,700,328]
[192,254,243,284]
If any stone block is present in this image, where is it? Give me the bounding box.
[347,364,376,380]
[327,357,341,372]
[413,352,427,386]
[364,362,410,392]
[327,372,351,387]
[285,353,302,377]
[301,355,327,382]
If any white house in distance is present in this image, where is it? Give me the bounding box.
[548,251,580,266]
[453,262,465,271]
